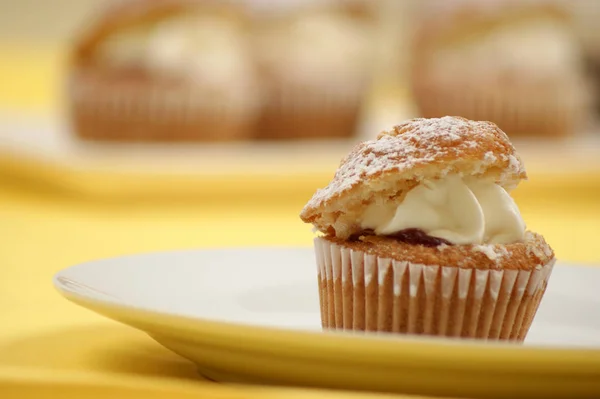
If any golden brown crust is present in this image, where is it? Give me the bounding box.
[321,231,554,271]
[300,116,526,238]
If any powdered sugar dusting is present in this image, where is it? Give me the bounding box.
[484,151,497,163]
[525,231,554,260]
[303,116,526,212]
[507,154,522,174]
[472,244,509,263]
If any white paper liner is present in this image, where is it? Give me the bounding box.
[412,77,588,137]
[267,78,368,111]
[314,237,555,341]
[257,78,370,139]
[68,69,260,140]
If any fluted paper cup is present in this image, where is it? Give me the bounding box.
[314,236,554,341]
[69,69,259,142]
[257,79,368,140]
[412,77,588,139]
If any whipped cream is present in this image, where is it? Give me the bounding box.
[95,25,150,67]
[432,17,582,80]
[360,175,525,245]
[256,13,372,84]
[145,15,250,84]
[95,13,252,86]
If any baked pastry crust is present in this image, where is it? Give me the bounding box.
[322,231,553,271]
[300,116,526,238]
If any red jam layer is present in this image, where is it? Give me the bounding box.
[350,228,453,247]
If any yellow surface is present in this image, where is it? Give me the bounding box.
[0,368,413,399]
[1,40,600,398]
[56,286,600,399]
[2,143,600,398]
[1,166,599,386]
[0,175,423,399]
[0,42,65,112]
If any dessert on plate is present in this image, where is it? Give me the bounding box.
[300,116,555,341]
[68,0,260,142]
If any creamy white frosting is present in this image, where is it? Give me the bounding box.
[145,15,250,85]
[360,175,526,245]
[255,13,372,84]
[95,25,150,67]
[432,17,582,81]
[95,13,252,86]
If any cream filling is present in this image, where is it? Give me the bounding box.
[432,17,583,80]
[95,14,251,86]
[360,175,526,245]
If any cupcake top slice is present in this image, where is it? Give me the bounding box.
[412,0,582,81]
[252,10,374,86]
[300,116,527,244]
[74,0,254,85]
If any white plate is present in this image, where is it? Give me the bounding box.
[54,248,600,399]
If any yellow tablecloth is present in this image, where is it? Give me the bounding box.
[1,167,599,382]
[0,176,306,377]
[1,41,600,398]
[2,170,403,398]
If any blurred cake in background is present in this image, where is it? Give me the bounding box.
[410,0,590,138]
[68,0,260,142]
[568,1,600,117]
[250,0,377,140]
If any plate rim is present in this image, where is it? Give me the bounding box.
[53,247,600,377]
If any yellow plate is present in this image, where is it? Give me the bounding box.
[54,248,600,399]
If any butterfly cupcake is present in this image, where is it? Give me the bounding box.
[300,116,555,340]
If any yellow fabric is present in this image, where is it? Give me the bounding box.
[1,153,600,397]
[1,368,421,399]
[1,41,599,398]
[0,42,63,112]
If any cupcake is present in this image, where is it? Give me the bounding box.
[300,116,555,340]
[68,0,260,142]
[410,0,589,138]
[569,1,600,116]
[251,2,375,140]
